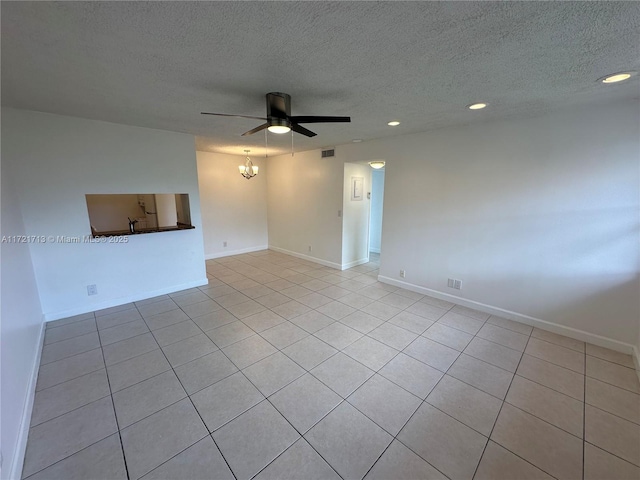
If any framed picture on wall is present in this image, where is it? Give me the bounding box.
[351,176,364,201]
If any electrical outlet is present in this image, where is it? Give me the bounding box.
[87,284,98,296]
[454,279,462,290]
[400,270,405,278]
[308,245,312,252]
[223,241,227,247]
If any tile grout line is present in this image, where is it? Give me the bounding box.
[96,325,132,480]
[38,331,101,366]
[19,394,117,479]
[583,440,640,470]
[131,301,239,480]
[365,325,467,480]
[469,322,560,480]
[45,312,96,330]
[40,320,98,346]
[34,346,105,392]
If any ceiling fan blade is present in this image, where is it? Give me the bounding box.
[241,123,269,136]
[289,116,351,124]
[291,123,317,137]
[201,112,267,121]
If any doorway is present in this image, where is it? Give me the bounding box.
[368,167,385,267]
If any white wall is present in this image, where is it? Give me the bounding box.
[342,163,371,267]
[267,150,344,267]
[197,151,268,258]
[339,100,640,350]
[369,169,385,253]
[3,109,208,320]
[1,162,44,479]
[155,193,178,227]
[86,194,141,232]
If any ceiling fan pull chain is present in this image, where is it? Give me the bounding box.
[291,129,294,157]
[265,129,268,158]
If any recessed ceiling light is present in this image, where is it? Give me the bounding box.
[387,121,400,126]
[600,72,637,84]
[352,139,363,143]
[467,103,488,110]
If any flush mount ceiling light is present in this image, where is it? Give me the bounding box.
[599,71,637,84]
[387,121,400,126]
[467,103,488,110]
[352,139,363,143]
[369,161,386,169]
[239,150,258,179]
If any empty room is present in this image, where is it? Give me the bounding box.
[1,2,639,480]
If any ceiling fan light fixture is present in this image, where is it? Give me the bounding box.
[369,161,385,169]
[267,125,291,134]
[267,117,291,134]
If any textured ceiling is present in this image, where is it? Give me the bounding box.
[2,2,639,156]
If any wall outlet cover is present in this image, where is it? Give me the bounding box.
[87,284,98,296]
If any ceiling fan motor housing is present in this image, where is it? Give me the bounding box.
[266,92,291,120]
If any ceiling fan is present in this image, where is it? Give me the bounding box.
[201,92,350,137]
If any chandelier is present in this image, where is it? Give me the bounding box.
[239,150,258,179]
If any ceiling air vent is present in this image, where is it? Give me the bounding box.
[321,149,335,158]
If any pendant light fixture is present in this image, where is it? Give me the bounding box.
[239,150,258,179]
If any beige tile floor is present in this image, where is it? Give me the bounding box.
[22,250,640,480]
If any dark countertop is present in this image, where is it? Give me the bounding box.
[92,224,195,237]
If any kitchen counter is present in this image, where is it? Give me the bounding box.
[91,224,195,237]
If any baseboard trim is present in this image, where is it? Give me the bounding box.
[378,275,637,356]
[10,319,45,480]
[205,245,268,260]
[43,278,209,322]
[369,247,380,254]
[342,257,370,269]
[268,246,342,270]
